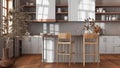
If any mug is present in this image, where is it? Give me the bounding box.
[64,16,68,21]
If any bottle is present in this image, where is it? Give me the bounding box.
[26,2,29,5]
[102,10,106,13]
[64,16,68,21]
[96,8,99,12]
[101,15,105,21]
[106,15,109,21]
[57,8,61,13]
[109,15,112,21]
[112,15,116,20]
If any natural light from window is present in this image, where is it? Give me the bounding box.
[43,23,59,35]
[36,0,49,20]
[78,0,95,21]
[2,0,13,34]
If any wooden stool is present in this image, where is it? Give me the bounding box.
[83,33,99,66]
[56,33,74,65]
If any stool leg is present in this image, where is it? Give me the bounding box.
[97,45,99,63]
[83,39,85,66]
[62,44,65,62]
[56,44,59,64]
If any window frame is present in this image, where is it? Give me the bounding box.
[2,0,13,34]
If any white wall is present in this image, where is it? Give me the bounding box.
[96,0,120,5]
[0,0,3,59]
[0,0,2,36]
[102,0,120,5]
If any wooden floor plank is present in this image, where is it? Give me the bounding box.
[9,54,120,68]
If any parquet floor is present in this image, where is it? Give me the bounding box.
[10,54,120,68]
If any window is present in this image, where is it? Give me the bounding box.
[43,23,59,35]
[78,0,95,21]
[36,0,49,20]
[2,0,13,34]
[49,24,59,35]
[43,23,47,34]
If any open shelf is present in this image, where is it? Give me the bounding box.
[23,12,36,14]
[56,5,68,7]
[96,12,120,15]
[95,20,120,22]
[95,4,120,23]
[56,20,68,22]
[22,5,36,7]
[56,12,68,14]
[26,19,56,23]
[96,5,120,7]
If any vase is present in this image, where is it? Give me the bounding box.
[2,48,9,60]
[84,30,89,34]
[0,48,11,67]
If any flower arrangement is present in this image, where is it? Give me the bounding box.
[83,18,101,34]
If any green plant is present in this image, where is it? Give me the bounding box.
[0,8,30,48]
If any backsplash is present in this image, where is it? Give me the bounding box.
[28,22,120,36]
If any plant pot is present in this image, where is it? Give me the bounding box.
[0,48,10,67]
[0,59,10,67]
[2,48,9,60]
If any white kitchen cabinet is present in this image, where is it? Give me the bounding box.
[68,0,95,21]
[99,36,120,54]
[22,36,42,54]
[31,37,42,54]
[22,36,31,54]
[112,36,120,53]
[99,36,106,54]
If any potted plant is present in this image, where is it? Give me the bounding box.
[0,8,30,67]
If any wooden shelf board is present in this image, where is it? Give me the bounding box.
[26,19,56,23]
[56,20,68,22]
[96,5,120,7]
[24,12,36,14]
[96,12,120,15]
[56,12,68,14]
[95,20,120,22]
[23,5,36,7]
[56,5,68,7]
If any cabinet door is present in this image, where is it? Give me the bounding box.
[36,0,55,20]
[22,37,31,54]
[99,36,107,54]
[31,37,42,54]
[106,36,114,54]
[69,0,95,21]
[99,36,120,54]
[112,36,120,54]
[38,37,43,54]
